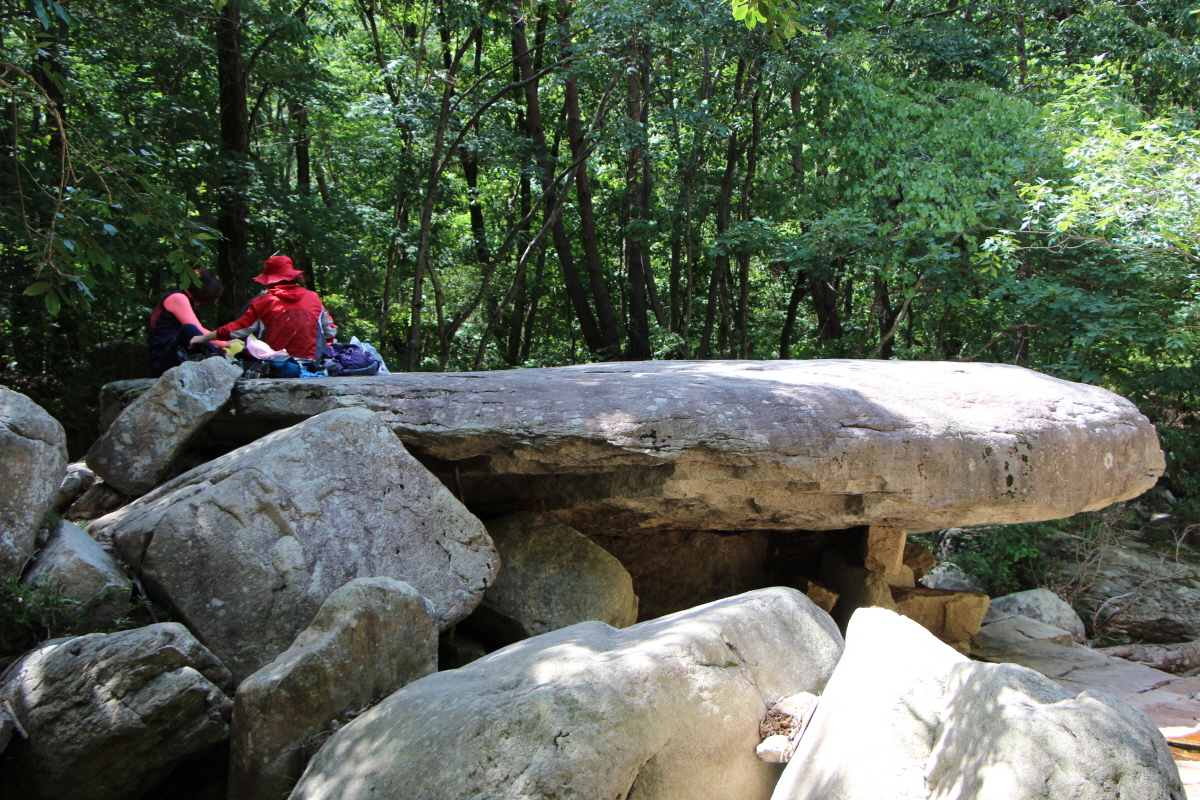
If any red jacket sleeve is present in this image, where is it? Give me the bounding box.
[215,296,264,340]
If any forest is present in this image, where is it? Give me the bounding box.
[0,0,1198,494]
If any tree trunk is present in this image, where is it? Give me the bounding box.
[513,9,605,355]
[215,0,252,319]
[564,72,619,354]
[779,268,809,358]
[622,38,652,360]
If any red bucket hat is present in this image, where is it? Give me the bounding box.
[253,255,304,285]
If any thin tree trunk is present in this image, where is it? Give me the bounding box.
[623,38,653,360]
[513,8,605,355]
[779,268,809,358]
[735,84,761,359]
[564,73,618,352]
[215,0,252,319]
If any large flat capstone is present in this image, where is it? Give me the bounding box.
[107,360,1163,534]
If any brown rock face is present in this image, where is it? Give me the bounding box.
[891,586,990,650]
[142,359,1164,535]
[589,529,772,621]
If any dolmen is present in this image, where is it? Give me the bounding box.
[104,359,1163,534]
[3,358,1171,800]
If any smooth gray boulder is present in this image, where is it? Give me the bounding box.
[90,407,498,682]
[0,386,67,581]
[988,588,1086,643]
[109,359,1164,534]
[476,512,638,641]
[86,357,242,496]
[230,577,438,800]
[23,520,131,631]
[772,607,1182,800]
[290,587,844,800]
[0,623,232,800]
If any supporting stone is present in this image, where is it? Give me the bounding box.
[862,526,906,575]
[891,586,990,653]
[804,580,839,614]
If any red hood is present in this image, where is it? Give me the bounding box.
[267,284,307,303]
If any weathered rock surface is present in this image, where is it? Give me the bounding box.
[63,479,129,522]
[1046,533,1200,643]
[474,512,637,642]
[920,561,987,593]
[23,520,130,630]
[0,623,232,800]
[290,587,844,800]
[988,587,1087,643]
[973,624,1200,729]
[1099,640,1200,674]
[0,386,67,581]
[903,541,937,580]
[862,526,906,574]
[973,612,1077,649]
[108,360,1163,534]
[87,357,242,496]
[773,608,1183,800]
[90,407,498,682]
[55,461,95,512]
[230,577,437,800]
[890,585,989,651]
[0,707,12,754]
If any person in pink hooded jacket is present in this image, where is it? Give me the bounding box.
[191,255,336,360]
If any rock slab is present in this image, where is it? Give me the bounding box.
[476,512,638,641]
[0,386,67,581]
[0,623,233,800]
[973,625,1200,729]
[22,519,131,630]
[86,357,242,496]
[167,360,1162,534]
[230,577,438,800]
[773,607,1183,800]
[290,587,844,800]
[91,407,498,682]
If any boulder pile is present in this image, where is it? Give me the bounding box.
[0,358,1183,800]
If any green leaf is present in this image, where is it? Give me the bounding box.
[31,0,50,30]
[23,282,52,296]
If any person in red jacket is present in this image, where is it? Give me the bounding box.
[191,255,336,360]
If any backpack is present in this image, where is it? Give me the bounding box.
[326,342,381,376]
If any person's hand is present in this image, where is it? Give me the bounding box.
[189,335,206,347]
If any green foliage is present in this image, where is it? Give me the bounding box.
[0,0,1194,453]
[1158,425,1200,519]
[946,523,1048,596]
[0,577,137,654]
